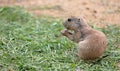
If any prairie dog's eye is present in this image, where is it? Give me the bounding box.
[68,18,71,22]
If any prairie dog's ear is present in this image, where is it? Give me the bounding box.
[78,18,80,22]
[78,17,90,27]
[78,17,86,23]
[78,17,83,22]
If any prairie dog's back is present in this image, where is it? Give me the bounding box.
[78,29,107,60]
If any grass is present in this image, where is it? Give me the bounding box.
[0,6,120,71]
[29,5,64,11]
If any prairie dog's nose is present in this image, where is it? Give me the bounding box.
[68,18,71,22]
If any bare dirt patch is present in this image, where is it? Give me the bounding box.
[116,62,120,71]
[0,0,120,27]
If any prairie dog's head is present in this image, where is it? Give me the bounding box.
[63,17,83,31]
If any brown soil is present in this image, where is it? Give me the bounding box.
[0,0,120,27]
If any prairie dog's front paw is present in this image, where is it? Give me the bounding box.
[61,29,68,36]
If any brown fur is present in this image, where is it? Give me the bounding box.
[61,17,107,60]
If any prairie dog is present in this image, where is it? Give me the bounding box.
[61,17,107,60]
